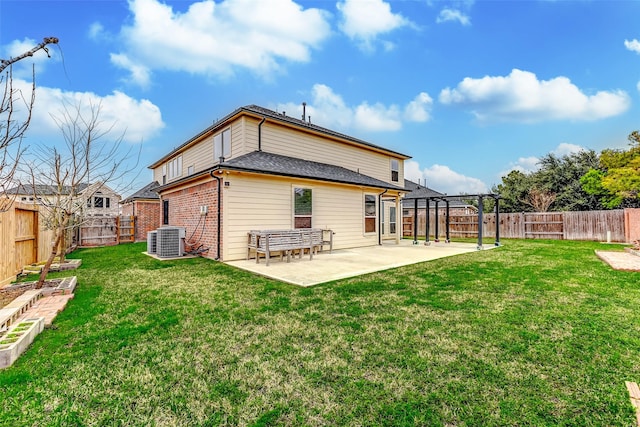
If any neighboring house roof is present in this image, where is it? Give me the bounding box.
[5,183,90,196]
[148,104,411,168]
[156,151,407,193]
[402,179,477,209]
[121,181,160,203]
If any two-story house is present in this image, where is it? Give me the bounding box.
[5,182,121,217]
[147,104,410,261]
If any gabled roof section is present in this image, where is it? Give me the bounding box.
[156,151,406,193]
[148,104,411,169]
[121,181,160,203]
[5,183,90,196]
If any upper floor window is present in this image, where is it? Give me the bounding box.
[214,128,231,162]
[88,192,110,209]
[168,156,182,180]
[391,159,399,182]
[294,187,312,229]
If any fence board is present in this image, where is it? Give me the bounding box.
[402,210,627,242]
[79,217,118,247]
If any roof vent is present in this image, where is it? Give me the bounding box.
[302,102,307,122]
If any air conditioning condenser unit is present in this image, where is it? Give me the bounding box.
[156,226,185,258]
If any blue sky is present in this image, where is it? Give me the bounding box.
[2,0,640,196]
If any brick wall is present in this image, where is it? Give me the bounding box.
[162,180,220,259]
[135,201,161,242]
[625,208,640,243]
[121,200,161,242]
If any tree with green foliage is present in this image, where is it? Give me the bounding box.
[494,149,605,212]
[534,150,602,211]
[492,170,534,212]
[582,131,640,208]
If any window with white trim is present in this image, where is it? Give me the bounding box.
[294,187,312,229]
[167,156,182,180]
[364,194,376,233]
[88,192,110,209]
[214,128,231,162]
[391,159,399,182]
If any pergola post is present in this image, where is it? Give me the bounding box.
[477,195,484,250]
[445,200,450,243]
[494,196,500,246]
[425,198,430,245]
[413,198,418,244]
[434,200,440,242]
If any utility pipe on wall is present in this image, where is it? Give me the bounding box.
[209,170,223,260]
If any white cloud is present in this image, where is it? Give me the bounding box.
[498,156,540,179]
[497,142,586,179]
[337,0,411,52]
[405,160,487,195]
[354,103,402,131]
[552,142,584,157]
[436,8,471,26]
[13,78,164,144]
[111,0,331,86]
[277,84,432,132]
[624,39,640,54]
[439,68,630,123]
[404,92,433,122]
[637,81,640,93]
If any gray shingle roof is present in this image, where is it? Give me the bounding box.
[5,183,90,196]
[149,104,410,168]
[218,151,406,191]
[121,181,160,203]
[402,179,475,209]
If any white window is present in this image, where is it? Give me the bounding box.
[391,159,399,182]
[162,164,167,184]
[364,194,376,233]
[187,165,195,175]
[167,156,182,180]
[389,206,397,234]
[214,128,231,162]
[89,192,110,209]
[293,188,312,229]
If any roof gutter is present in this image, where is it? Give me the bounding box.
[209,170,223,260]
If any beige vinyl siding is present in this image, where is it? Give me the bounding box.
[181,134,214,177]
[255,122,402,185]
[222,172,381,261]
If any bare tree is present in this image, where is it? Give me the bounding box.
[523,187,556,212]
[0,37,58,210]
[25,101,140,288]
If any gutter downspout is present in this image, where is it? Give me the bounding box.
[257,117,266,151]
[378,189,388,245]
[210,170,223,260]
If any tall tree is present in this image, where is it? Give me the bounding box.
[0,37,58,210]
[492,170,534,212]
[583,131,640,208]
[25,101,139,288]
[534,150,602,211]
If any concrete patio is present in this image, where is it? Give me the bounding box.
[226,240,498,286]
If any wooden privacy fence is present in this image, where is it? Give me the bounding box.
[403,210,627,242]
[0,202,61,286]
[78,216,135,247]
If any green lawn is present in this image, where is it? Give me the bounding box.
[1,240,639,426]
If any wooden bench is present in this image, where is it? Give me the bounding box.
[246,230,313,266]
